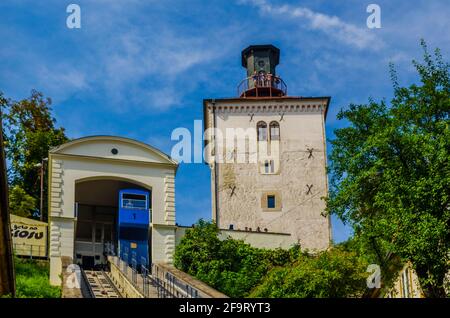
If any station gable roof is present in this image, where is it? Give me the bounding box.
[50,135,177,167]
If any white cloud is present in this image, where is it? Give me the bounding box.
[94,28,235,111]
[37,64,88,94]
[75,7,246,112]
[240,0,384,49]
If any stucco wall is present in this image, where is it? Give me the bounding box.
[175,226,294,250]
[219,230,293,249]
[205,98,331,251]
[152,225,176,264]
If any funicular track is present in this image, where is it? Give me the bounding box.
[81,269,122,298]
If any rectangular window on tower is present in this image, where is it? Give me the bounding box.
[267,195,275,208]
[262,160,275,174]
[261,191,282,212]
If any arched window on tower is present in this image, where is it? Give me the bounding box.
[269,121,280,141]
[257,121,267,141]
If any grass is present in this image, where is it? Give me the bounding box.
[14,257,61,298]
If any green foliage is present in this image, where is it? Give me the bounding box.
[250,246,369,298]
[326,40,449,297]
[14,257,61,298]
[338,234,404,294]
[174,220,295,297]
[1,90,69,221]
[174,220,369,298]
[8,185,37,218]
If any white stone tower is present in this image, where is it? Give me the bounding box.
[203,45,331,250]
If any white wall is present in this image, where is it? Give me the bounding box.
[175,226,294,250]
[152,225,176,264]
[219,230,294,249]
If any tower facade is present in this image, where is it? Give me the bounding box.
[203,45,331,251]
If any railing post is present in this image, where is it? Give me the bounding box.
[131,252,137,287]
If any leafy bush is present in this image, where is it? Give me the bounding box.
[14,258,61,298]
[249,247,369,298]
[174,220,295,297]
[174,220,368,298]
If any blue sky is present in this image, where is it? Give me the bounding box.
[1,0,449,243]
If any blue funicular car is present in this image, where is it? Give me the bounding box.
[117,189,151,268]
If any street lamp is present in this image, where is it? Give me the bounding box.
[34,158,48,221]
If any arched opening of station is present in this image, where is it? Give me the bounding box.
[74,178,151,269]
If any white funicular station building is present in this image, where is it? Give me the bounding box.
[48,136,177,285]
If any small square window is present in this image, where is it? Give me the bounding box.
[267,195,276,209]
[263,160,275,174]
[261,192,281,212]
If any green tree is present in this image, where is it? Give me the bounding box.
[326,40,449,297]
[8,185,36,218]
[174,220,369,298]
[1,90,69,221]
[249,246,369,298]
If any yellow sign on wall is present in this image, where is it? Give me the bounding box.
[10,214,48,257]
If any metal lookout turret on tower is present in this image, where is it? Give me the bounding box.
[238,44,287,98]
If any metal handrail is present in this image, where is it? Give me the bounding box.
[237,74,287,97]
[122,253,128,273]
[107,255,219,298]
[151,263,203,298]
[131,254,137,285]
[140,264,149,297]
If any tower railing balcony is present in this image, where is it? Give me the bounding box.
[237,74,287,98]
